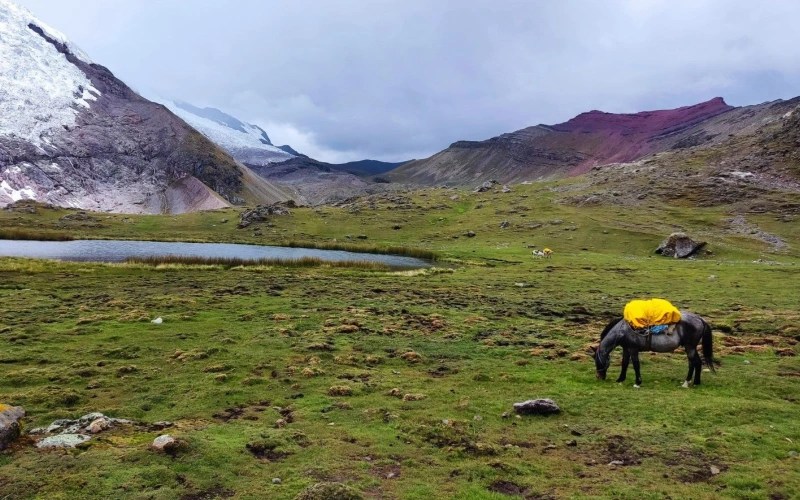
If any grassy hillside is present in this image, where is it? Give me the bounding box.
[1,182,798,499]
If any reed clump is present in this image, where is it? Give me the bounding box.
[126,255,392,270]
[281,240,437,260]
[0,228,74,241]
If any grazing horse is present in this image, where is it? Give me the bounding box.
[594,312,715,388]
[532,250,545,258]
[543,248,553,259]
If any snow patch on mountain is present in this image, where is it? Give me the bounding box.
[160,100,294,166]
[0,0,100,146]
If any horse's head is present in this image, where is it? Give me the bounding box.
[594,348,609,380]
[595,317,622,380]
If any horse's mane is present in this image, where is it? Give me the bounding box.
[600,317,622,341]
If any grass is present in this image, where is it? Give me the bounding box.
[0,181,799,499]
[126,255,392,270]
[0,228,74,241]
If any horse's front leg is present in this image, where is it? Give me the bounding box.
[616,346,630,383]
[631,350,642,388]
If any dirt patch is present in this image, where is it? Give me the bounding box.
[212,400,271,422]
[487,480,555,499]
[245,441,290,461]
[180,486,235,500]
[664,449,726,483]
[605,435,645,465]
[489,480,528,496]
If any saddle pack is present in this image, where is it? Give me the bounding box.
[623,298,681,334]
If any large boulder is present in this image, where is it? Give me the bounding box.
[0,404,25,450]
[655,232,707,258]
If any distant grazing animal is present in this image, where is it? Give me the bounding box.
[532,250,545,258]
[543,248,553,258]
[594,312,715,388]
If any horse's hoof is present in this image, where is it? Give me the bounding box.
[633,384,640,389]
[681,381,690,388]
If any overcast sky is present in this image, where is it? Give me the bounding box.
[16,0,800,162]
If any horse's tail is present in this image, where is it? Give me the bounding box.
[701,319,716,373]
[600,317,622,341]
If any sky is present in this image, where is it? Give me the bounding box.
[15,0,800,163]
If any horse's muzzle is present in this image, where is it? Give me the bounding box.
[596,370,606,380]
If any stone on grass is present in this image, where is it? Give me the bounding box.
[655,232,707,258]
[152,434,178,452]
[151,317,163,324]
[513,399,561,416]
[36,434,91,449]
[0,404,25,450]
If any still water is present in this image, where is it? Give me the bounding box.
[0,239,431,268]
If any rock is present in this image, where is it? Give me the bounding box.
[149,421,174,431]
[465,231,476,238]
[608,460,625,466]
[500,220,510,229]
[566,439,577,447]
[152,434,178,452]
[295,482,363,500]
[151,317,163,324]
[36,433,91,449]
[0,404,25,450]
[501,185,511,193]
[238,203,292,228]
[272,478,282,484]
[474,181,495,193]
[710,465,721,475]
[655,232,707,258]
[513,399,561,416]
[86,417,111,434]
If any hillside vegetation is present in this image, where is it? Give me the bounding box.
[0,179,798,499]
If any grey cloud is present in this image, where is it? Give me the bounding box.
[16,0,800,162]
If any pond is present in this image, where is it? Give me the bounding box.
[0,239,431,268]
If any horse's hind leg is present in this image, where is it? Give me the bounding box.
[683,347,703,387]
[631,350,642,388]
[616,347,630,383]
[692,350,703,386]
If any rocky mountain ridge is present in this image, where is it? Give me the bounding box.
[388,97,796,186]
[0,0,289,213]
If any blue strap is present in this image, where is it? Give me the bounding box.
[650,324,668,335]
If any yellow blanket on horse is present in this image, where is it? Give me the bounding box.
[623,299,681,329]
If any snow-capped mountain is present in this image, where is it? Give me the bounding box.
[0,0,289,213]
[161,100,295,166]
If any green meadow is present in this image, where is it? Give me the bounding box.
[1,182,798,499]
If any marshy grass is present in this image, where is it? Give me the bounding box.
[0,228,73,241]
[281,239,437,260]
[125,254,393,270]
